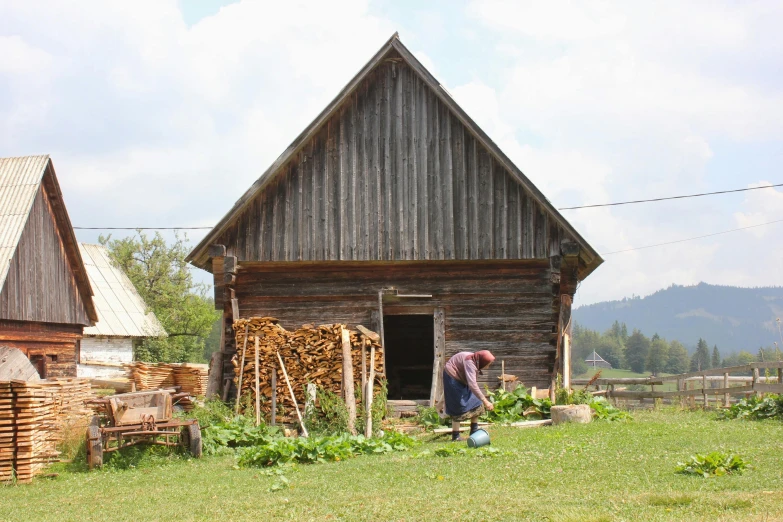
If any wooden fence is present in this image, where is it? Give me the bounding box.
[572,362,783,408]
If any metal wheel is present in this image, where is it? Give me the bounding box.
[181,422,202,458]
[86,425,103,470]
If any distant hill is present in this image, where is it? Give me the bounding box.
[573,283,783,353]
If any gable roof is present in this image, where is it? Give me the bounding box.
[80,243,166,338]
[187,34,602,278]
[0,155,97,322]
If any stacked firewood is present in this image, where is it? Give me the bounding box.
[232,317,384,416]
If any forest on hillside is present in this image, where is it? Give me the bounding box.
[574,283,783,353]
[572,321,783,376]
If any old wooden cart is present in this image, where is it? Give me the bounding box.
[86,390,202,469]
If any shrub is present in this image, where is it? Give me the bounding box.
[414,406,449,430]
[676,451,748,477]
[237,431,416,467]
[481,385,552,423]
[719,394,783,420]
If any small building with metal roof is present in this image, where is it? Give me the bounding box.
[0,155,97,378]
[78,243,166,378]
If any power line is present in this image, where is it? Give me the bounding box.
[602,218,783,255]
[559,182,783,210]
[74,225,211,231]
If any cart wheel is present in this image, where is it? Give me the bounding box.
[86,425,103,470]
[182,422,202,458]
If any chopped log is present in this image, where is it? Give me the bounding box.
[341,326,357,435]
[551,405,592,425]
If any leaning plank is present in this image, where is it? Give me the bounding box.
[508,419,552,428]
[276,351,308,437]
[356,325,380,342]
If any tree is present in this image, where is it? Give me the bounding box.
[711,345,721,369]
[100,231,220,362]
[625,330,650,373]
[647,335,669,376]
[690,338,710,372]
[596,336,624,369]
[665,341,690,374]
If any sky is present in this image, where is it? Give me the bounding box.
[1,0,781,306]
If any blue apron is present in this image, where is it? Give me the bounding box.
[442,370,482,417]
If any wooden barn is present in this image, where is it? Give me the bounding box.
[0,155,97,378]
[187,35,602,404]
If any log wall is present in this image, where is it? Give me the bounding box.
[0,320,81,378]
[233,260,559,388]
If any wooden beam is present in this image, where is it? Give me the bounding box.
[208,244,226,258]
[224,256,238,274]
[231,298,240,323]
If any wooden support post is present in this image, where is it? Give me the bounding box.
[205,350,223,399]
[254,336,261,426]
[270,367,277,426]
[430,308,445,408]
[365,339,376,438]
[234,325,249,414]
[231,298,239,323]
[305,383,317,420]
[377,290,386,379]
[340,326,357,435]
[702,375,708,409]
[723,372,730,408]
[609,384,615,406]
[501,360,506,392]
[361,337,367,411]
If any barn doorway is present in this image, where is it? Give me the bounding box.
[383,315,434,400]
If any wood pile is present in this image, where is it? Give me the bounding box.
[0,378,96,484]
[232,318,384,418]
[128,362,209,397]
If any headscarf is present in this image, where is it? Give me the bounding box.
[473,350,495,374]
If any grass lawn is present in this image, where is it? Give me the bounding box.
[3,410,783,521]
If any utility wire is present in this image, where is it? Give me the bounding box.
[559,182,783,210]
[602,218,783,255]
[73,226,212,230]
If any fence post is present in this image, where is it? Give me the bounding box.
[701,375,707,409]
[723,372,729,408]
[677,379,684,409]
[609,384,616,406]
[753,367,760,397]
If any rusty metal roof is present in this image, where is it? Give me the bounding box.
[80,243,167,338]
[0,155,51,291]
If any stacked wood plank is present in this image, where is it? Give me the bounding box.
[0,378,96,484]
[128,362,208,396]
[171,364,209,396]
[129,362,176,390]
[232,317,384,417]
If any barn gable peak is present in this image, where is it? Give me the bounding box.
[188,34,602,278]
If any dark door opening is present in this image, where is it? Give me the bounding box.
[384,315,434,400]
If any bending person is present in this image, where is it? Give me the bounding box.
[442,350,495,441]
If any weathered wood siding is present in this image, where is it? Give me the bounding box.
[217,52,569,264]
[234,261,558,388]
[0,320,81,378]
[0,186,91,325]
